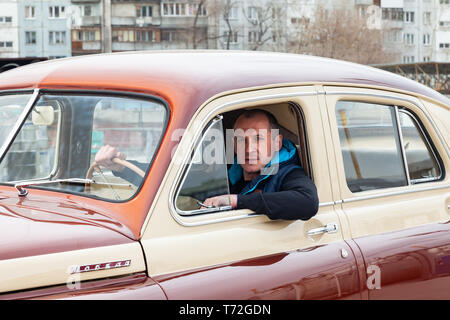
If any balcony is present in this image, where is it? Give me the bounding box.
[111,16,161,26]
[81,16,101,26]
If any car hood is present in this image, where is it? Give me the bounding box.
[0,190,135,261]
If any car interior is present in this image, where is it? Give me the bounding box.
[175,102,312,214]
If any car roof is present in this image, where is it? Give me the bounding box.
[0,50,448,109]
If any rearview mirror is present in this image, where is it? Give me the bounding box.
[32,106,55,126]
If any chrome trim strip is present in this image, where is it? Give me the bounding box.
[0,89,39,162]
[319,201,335,207]
[168,91,316,227]
[325,90,450,158]
[394,106,411,185]
[342,183,450,203]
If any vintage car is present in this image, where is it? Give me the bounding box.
[0,51,448,300]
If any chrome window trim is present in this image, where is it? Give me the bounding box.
[0,88,40,163]
[173,115,232,216]
[326,89,449,204]
[168,90,317,227]
[394,106,412,185]
[0,89,171,204]
[342,183,449,203]
[325,90,450,158]
[397,108,443,184]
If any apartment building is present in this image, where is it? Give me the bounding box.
[437,0,450,61]
[209,0,288,51]
[0,0,71,59]
[380,0,450,63]
[0,0,19,58]
[71,0,103,55]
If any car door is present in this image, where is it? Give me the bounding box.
[324,86,450,299]
[140,86,363,300]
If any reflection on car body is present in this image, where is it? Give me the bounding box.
[0,51,448,300]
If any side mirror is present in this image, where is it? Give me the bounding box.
[32,106,55,126]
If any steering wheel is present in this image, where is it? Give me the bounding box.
[85,158,145,192]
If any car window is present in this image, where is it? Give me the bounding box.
[175,116,231,214]
[335,101,407,192]
[398,110,441,183]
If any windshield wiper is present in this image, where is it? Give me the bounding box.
[14,178,131,197]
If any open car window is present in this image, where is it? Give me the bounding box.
[0,93,167,202]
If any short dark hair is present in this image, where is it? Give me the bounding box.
[235,109,279,131]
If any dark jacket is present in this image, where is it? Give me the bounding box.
[228,139,318,220]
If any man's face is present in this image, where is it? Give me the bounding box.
[233,113,282,175]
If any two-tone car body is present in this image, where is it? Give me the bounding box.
[0,51,448,299]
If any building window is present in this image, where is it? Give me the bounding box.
[0,16,13,23]
[248,31,259,43]
[162,3,206,17]
[0,41,13,48]
[49,31,66,44]
[439,43,450,48]
[137,5,153,17]
[136,30,156,42]
[0,41,12,48]
[25,31,36,44]
[404,33,415,45]
[223,31,238,44]
[49,6,66,18]
[403,55,415,63]
[423,12,431,25]
[228,6,238,19]
[83,5,92,17]
[161,30,182,42]
[382,8,403,21]
[112,30,135,42]
[84,31,95,41]
[404,11,415,23]
[247,7,259,20]
[440,0,450,4]
[423,56,430,62]
[25,6,36,19]
[423,34,431,45]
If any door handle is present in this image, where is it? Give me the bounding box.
[307,223,339,236]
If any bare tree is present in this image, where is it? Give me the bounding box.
[242,1,285,51]
[288,5,397,64]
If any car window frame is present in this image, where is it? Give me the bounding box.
[174,115,233,216]
[397,107,444,184]
[0,88,171,203]
[326,89,446,198]
[169,98,317,224]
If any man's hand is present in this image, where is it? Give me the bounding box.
[94,145,127,172]
[202,194,237,209]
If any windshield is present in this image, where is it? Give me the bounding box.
[0,92,167,201]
